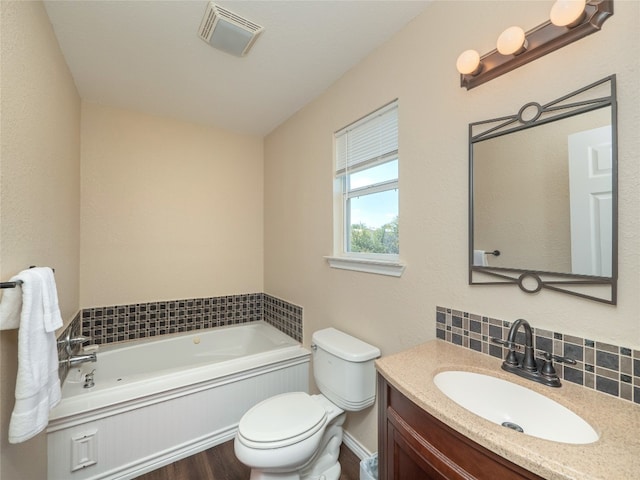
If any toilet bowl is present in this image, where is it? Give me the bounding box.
[234,393,345,479]
[234,328,380,480]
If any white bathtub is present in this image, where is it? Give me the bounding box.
[47,321,310,480]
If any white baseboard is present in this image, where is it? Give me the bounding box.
[342,430,375,461]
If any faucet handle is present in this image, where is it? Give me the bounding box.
[491,337,516,349]
[539,350,577,365]
[56,334,88,346]
[539,350,577,379]
[58,333,90,355]
[555,354,577,365]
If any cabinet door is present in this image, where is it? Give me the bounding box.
[387,422,457,480]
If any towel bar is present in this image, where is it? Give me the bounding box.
[1,266,55,289]
[0,280,23,289]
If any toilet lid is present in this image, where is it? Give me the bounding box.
[239,392,327,445]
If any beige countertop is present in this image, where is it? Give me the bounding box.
[375,340,640,480]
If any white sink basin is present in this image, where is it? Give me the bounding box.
[433,371,599,444]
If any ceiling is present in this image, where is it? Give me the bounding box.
[43,1,431,136]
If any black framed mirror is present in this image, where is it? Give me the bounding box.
[469,75,617,304]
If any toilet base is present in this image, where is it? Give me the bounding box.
[299,423,343,480]
[249,471,300,480]
[248,460,340,480]
[309,461,340,480]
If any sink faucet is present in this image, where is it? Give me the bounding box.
[504,319,537,372]
[492,318,575,388]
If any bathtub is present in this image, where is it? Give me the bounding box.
[47,322,310,480]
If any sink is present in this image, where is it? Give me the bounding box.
[433,371,599,444]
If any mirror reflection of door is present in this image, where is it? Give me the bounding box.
[568,126,613,277]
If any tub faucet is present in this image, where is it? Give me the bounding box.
[64,352,97,368]
[492,318,574,388]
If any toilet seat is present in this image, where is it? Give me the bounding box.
[238,392,327,449]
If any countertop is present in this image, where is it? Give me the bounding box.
[375,340,640,480]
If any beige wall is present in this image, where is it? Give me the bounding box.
[0,1,81,478]
[264,1,640,452]
[80,103,264,307]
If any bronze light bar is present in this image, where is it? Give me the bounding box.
[458,0,613,90]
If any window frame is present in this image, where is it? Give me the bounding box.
[343,165,399,257]
[325,100,405,277]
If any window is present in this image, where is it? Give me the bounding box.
[327,100,404,276]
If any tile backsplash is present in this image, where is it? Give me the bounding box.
[264,294,303,342]
[436,306,639,405]
[81,293,265,344]
[58,293,303,383]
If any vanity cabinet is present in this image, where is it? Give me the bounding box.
[378,374,544,480]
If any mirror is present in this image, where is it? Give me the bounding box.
[469,76,617,304]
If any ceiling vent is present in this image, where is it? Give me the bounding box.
[198,2,264,57]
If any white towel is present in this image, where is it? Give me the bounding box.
[5,267,62,443]
[35,268,63,333]
[473,250,488,267]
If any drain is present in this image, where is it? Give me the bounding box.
[501,421,524,433]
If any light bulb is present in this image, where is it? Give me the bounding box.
[456,49,482,76]
[496,26,528,56]
[550,0,587,27]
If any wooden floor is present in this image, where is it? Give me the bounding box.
[136,440,361,480]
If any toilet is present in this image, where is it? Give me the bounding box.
[234,327,380,480]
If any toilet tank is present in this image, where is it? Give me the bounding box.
[311,328,381,411]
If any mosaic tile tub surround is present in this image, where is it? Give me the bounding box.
[436,306,640,404]
[79,293,302,344]
[57,293,303,383]
[263,295,303,342]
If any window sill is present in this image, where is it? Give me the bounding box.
[324,256,406,277]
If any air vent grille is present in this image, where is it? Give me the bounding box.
[198,4,217,40]
[216,5,262,33]
[198,2,264,57]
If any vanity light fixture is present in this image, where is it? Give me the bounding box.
[457,0,613,90]
[496,26,528,56]
[550,0,587,27]
[456,49,482,76]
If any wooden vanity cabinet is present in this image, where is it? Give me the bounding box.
[378,374,544,480]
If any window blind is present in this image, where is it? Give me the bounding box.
[335,100,398,176]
